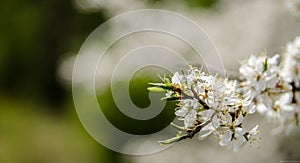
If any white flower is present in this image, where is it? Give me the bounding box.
[219,130,232,147]
[256,102,269,114]
[218,124,260,152]
[257,92,273,110]
[218,127,247,152]
[286,0,300,17]
[183,109,197,128]
[239,54,280,94]
[218,112,232,125]
[186,68,205,88]
[240,89,257,114]
[175,106,197,128]
[280,54,296,83]
[274,92,294,112]
[281,36,300,86]
[232,128,248,152]
[247,125,260,147]
[249,125,259,136]
[175,99,200,128]
[198,109,214,121]
[238,52,299,133]
[161,66,261,151]
[172,72,183,86]
[198,122,215,140]
[287,36,300,56]
[212,114,220,128]
[214,113,243,128]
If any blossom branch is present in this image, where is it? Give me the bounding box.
[158,119,212,145]
[148,35,300,152]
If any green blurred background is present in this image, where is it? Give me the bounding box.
[0,0,218,162]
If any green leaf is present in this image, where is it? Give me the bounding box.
[148,82,173,90]
[147,87,165,92]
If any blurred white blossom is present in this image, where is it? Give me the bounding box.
[286,0,300,17]
[239,36,300,134]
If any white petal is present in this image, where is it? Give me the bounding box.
[261,93,273,108]
[219,131,232,146]
[248,54,256,66]
[257,57,266,72]
[212,115,220,128]
[205,98,215,107]
[191,99,200,109]
[233,142,239,152]
[184,110,197,128]
[280,93,293,104]
[172,72,182,85]
[198,122,215,140]
[202,122,215,131]
[220,112,232,124]
[199,129,213,141]
[282,105,294,112]
[195,86,205,94]
[233,138,245,152]
[175,107,187,117]
[257,103,268,114]
[268,54,280,65]
[248,104,257,114]
[235,114,243,126]
[250,125,259,135]
[240,66,256,78]
[242,99,252,106]
[235,127,246,137]
[257,79,266,91]
[199,123,214,140]
[198,110,214,118]
[266,76,278,88]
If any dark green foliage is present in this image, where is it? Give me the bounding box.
[97,77,176,135]
[184,0,218,8]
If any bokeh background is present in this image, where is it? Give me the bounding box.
[1,0,300,162]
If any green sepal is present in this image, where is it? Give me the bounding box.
[158,136,181,145]
[161,96,180,101]
[170,122,185,130]
[263,58,268,73]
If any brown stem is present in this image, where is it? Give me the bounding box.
[191,87,209,109]
[174,87,192,99]
[291,82,300,104]
[178,119,212,141]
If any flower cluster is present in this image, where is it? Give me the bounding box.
[239,37,300,134]
[149,66,259,152]
[148,36,300,152]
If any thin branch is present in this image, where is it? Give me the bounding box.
[159,119,212,145]
[191,87,209,109]
[178,119,212,141]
